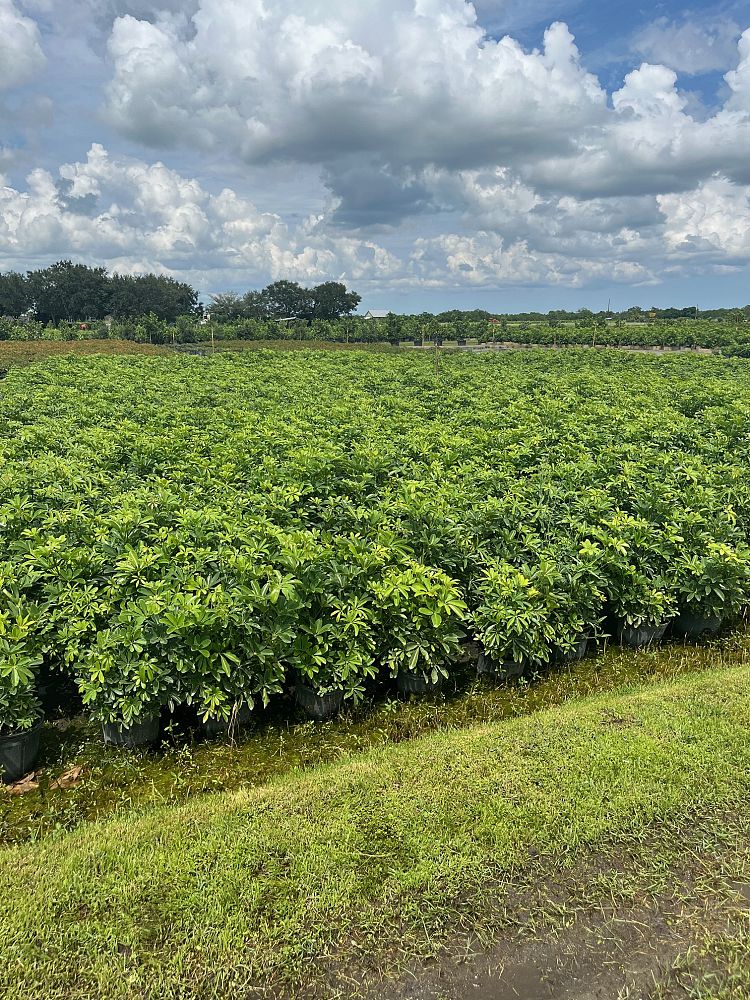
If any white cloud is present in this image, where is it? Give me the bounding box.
[726,26,750,112]
[0,144,400,287]
[0,0,45,90]
[99,5,750,221]
[4,1,750,298]
[659,176,750,259]
[410,229,656,289]
[633,16,742,75]
[104,5,606,170]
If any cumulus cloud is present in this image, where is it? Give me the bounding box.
[4,1,750,297]
[104,5,605,169]
[99,4,750,225]
[0,0,45,90]
[411,231,654,289]
[0,144,400,287]
[659,176,750,259]
[633,16,742,75]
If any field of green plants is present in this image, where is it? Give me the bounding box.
[2,347,750,746]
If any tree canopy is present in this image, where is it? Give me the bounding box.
[210,280,361,322]
[0,262,198,323]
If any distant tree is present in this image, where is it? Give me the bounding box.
[242,290,270,319]
[311,281,361,320]
[0,272,31,317]
[27,261,111,324]
[109,273,197,322]
[210,292,244,322]
[384,311,403,344]
[264,280,314,319]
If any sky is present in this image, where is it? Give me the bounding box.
[1,0,750,313]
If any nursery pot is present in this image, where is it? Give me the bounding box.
[671,613,722,640]
[102,715,160,749]
[615,621,668,649]
[554,636,589,665]
[203,704,253,737]
[295,684,344,721]
[477,652,526,681]
[0,721,42,784]
[396,669,443,696]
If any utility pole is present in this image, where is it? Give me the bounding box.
[434,339,440,379]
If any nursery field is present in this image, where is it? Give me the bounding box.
[0,338,169,368]
[3,346,750,734]
[3,345,750,997]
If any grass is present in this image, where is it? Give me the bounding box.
[2,660,750,999]
[5,633,749,844]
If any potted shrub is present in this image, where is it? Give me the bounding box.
[672,541,750,639]
[370,562,467,697]
[0,594,46,782]
[0,670,43,784]
[545,544,606,665]
[77,628,170,747]
[470,561,556,681]
[592,515,677,647]
[290,596,378,720]
[610,577,675,647]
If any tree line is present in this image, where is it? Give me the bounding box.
[1,260,747,328]
[0,262,363,325]
[0,261,198,324]
[209,280,361,321]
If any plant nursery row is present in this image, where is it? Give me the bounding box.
[1,347,749,777]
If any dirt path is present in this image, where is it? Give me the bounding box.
[356,808,750,1000]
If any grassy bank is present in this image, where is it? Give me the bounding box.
[3,662,750,999]
[4,633,749,844]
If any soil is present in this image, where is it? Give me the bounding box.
[351,809,750,1000]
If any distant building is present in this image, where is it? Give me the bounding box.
[363,310,390,320]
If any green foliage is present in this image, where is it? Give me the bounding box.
[471,561,558,667]
[371,561,467,683]
[675,541,750,618]
[0,565,44,734]
[0,262,197,324]
[1,347,750,726]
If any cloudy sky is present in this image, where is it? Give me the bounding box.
[1,0,750,312]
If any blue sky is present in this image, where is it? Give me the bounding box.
[1,0,750,312]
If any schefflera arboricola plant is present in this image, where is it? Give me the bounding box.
[0,563,45,735]
[470,559,557,671]
[370,560,467,687]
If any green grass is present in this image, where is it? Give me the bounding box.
[3,663,750,999]
[5,634,748,844]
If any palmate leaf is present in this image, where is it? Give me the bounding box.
[2,347,750,722]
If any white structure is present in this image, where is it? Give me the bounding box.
[363,310,390,320]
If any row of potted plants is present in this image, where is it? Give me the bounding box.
[2,538,744,779]
[4,349,750,782]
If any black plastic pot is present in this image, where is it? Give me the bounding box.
[203,704,253,737]
[615,621,668,648]
[295,684,344,721]
[0,721,42,784]
[477,652,526,681]
[554,636,589,664]
[396,669,443,696]
[672,613,722,640]
[102,715,160,748]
